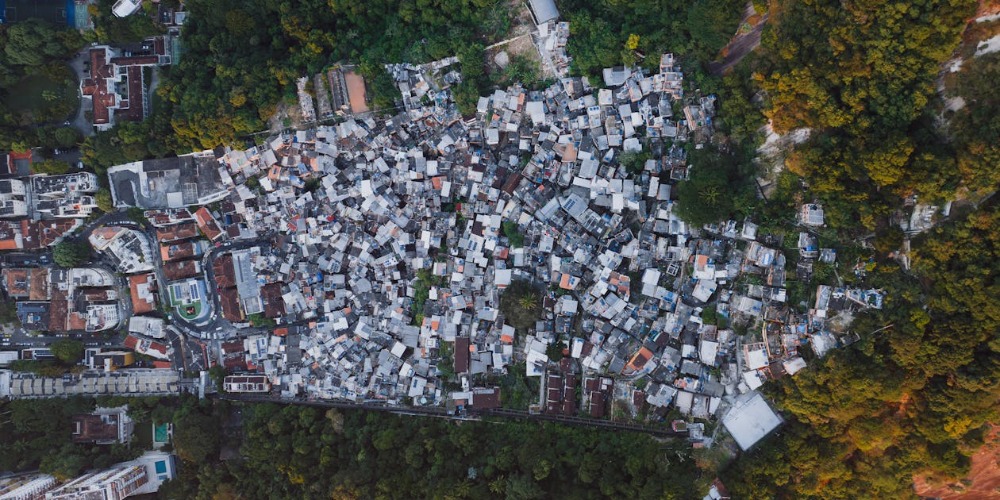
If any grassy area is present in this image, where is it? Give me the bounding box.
[176,301,203,321]
[5,65,79,124]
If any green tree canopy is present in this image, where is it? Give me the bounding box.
[54,127,81,148]
[95,189,114,213]
[499,280,543,331]
[172,401,221,464]
[50,339,84,364]
[2,20,78,67]
[53,239,92,268]
[32,159,71,175]
[674,145,755,226]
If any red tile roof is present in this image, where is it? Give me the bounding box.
[194,207,223,241]
[454,337,470,373]
[219,287,244,322]
[82,48,114,125]
[128,273,156,315]
[212,253,236,288]
[155,222,198,243]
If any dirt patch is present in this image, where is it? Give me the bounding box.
[484,1,546,78]
[344,71,369,114]
[913,426,1000,500]
[708,2,769,76]
[269,100,301,133]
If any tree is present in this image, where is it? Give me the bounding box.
[3,20,76,67]
[0,299,19,326]
[518,294,537,310]
[95,188,114,213]
[619,150,650,176]
[545,341,565,362]
[675,145,754,226]
[499,280,543,331]
[208,365,228,392]
[53,239,92,267]
[32,159,71,175]
[949,51,1000,195]
[172,400,220,464]
[54,127,81,148]
[502,221,525,248]
[50,339,84,364]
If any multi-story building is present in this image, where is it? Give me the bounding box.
[0,199,28,218]
[45,465,147,500]
[44,452,175,500]
[0,473,58,500]
[223,375,271,393]
[80,38,172,130]
[30,173,100,219]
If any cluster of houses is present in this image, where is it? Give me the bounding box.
[88,48,898,451]
[0,0,905,453]
[87,223,175,365]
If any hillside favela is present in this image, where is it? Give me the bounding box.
[1,0,998,498]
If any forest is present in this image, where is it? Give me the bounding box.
[158,402,707,500]
[754,0,990,232]
[560,0,745,78]
[721,199,1000,497]
[0,395,217,480]
[0,19,84,152]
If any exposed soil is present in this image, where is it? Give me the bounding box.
[913,426,1000,500]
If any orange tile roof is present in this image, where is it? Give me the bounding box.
[194,207,223,241]
[128,273,156,315]
[626,347,654,372]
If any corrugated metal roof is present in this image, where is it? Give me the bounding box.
[529,0,559,24]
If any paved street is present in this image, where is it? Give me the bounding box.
[67,49,96,138]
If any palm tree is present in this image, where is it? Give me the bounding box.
[518,293,538,310]
[699,186,721,206]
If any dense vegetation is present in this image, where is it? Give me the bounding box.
[674,144,756,226]
[560,0,745,78]
[53,238,93,268]
[0,396,193,480]
[498,279,543,332]
[160,402,705,499]
[157,0,515,149]
[0,20,83,152]
[756,0,984,230]
[722,200,1000,497]
[946,50,1000,193]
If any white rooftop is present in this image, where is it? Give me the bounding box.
[722,391,783,450]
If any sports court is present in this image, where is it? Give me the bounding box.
[1,0,86,28]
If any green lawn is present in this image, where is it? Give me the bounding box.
[176,301,203,321]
